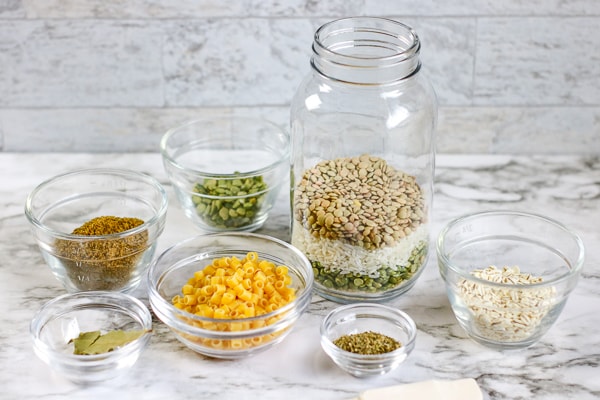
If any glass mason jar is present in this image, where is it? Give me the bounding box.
[290,17,437,303]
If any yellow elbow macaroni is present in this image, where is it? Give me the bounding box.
[172,252,297,351]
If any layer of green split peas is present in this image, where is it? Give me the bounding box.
[312,241,427,292]
[192,174,267,228]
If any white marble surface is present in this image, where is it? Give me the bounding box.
[0,153,598,400]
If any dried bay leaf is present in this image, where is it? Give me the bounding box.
[70,331,101,354]
[70,329,147,355]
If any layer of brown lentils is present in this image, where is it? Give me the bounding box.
[294,154,426,251]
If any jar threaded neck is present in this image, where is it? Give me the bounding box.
[311,17,421,85]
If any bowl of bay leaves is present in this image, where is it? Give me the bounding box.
[30,291,152,385]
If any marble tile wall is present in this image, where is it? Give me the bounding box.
[1,0,598,153]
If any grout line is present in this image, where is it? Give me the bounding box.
[2,15,600,22]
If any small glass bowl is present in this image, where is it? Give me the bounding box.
[24,168,168,292]
[147,232,314,359]
[160,115,289,232]
[320,303,416,378]
[437,210,585,350]
[30,291,152,385]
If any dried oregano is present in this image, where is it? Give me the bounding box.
[333,331,402,355]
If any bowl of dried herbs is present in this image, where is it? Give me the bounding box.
[320,303,416,378]
[160,115,289,232]
[25,168,168,292]
[30,291,152,385]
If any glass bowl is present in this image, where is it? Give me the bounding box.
[320,303,416,378]
[30,291,152,385]
[160,115,290,232]
[147,232,314,359]
[25,168,168,292]
[436,210,585,350]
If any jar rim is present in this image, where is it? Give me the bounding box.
[311,17,421,84]
[313,17,420,64]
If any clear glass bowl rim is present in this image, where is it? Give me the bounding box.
[24,168,169,241]
[436,210,585,288]
[147,232,314,338]
[320,302,417,361]
[30,290,153,363]
[159,115,290,179]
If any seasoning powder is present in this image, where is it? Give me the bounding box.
[333,331,401,355]
[55,216,148,290]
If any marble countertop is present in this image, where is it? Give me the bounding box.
[1,153,598,400]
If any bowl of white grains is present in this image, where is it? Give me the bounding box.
[437,210,585,349]
[320,303,416,378]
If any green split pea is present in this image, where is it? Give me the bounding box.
[192,173,267,229]
[312,241,427,292]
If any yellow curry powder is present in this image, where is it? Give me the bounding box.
[55,216,148,290]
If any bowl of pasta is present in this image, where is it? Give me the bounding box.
[147,232,314,359]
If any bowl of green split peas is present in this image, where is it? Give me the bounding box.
[160,115,290,232]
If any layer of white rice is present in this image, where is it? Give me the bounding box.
[291,220,429,277]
